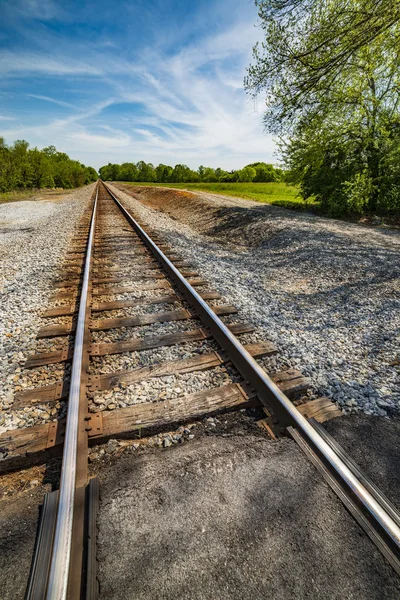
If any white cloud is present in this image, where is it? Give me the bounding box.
[0,6,276,169]
[27,94,76,108]
[0,51,102,76]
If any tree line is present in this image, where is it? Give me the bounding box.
[245,0,400,216]
[0,138,98,192]
[99,161,284,184]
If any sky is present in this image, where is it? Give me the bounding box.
[0,0,276,171]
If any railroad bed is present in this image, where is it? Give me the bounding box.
[0,182,399,599]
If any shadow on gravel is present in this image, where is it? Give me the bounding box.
[96,434,400,600]
[325,415,400,506]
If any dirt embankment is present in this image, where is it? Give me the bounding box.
[115,184,400,251]
[116,185,225,236]
[117,183,302,247]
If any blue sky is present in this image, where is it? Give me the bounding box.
[0,0,275,170]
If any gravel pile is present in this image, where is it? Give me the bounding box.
[0,185,94,433]
[111,183,400,417]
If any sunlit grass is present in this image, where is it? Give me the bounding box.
[120,181,320,211]
[0,189,40,204]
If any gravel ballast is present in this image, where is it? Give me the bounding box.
[0,185,94,433]
[113,183,400,417]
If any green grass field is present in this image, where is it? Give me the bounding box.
[120,181,319,211]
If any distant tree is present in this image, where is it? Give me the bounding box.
[155,164,173,183]
[99,163,120,181]
[214,167,228,181]
[85,167,98,184]
[136,161,155,182]
[169,164,194,183]
[201,167,218,182]
[246,162,280,182]
[238,166,256,182]
[119,162,138,181]
[0,138,96,192]
[220,170,240,182]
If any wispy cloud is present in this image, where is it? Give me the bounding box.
[27,94,76,109]
[0,52,102,76]
[2,0,64,21]
[0,0,275,169]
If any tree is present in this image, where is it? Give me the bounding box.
[247,162,280,182]
[246,0,400,215]
[0,138,97,192]
[119,162,138,181]
[238,166,256,182]
[136,161,155,182]
[169,164,193,182]
[155,164,173,182]
[246,0,400,130]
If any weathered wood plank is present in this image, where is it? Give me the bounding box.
[43,305,76,318]
[91,383,257,442]
[90,322,255,357]
[25,347,73,368]
[94,250,148,258]
[91,308,191,332]
[28,323,255,367]
[94,260,156,273]
[16,342,277,408]
[54,271,164,288]
[91,291,219,312]
[297,397,342,422]
[13,381,70,407]
[93,278,207,296]
[90,304,236,332]
[0,383,256,473]
[271,369,310,399]
[49,279,172,301]
[37,323,76,339]
[92,272,162,284]
[88,342,277,392]
[92,294,178,312]
[0,422,62,474]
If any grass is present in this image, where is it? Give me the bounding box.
[0,187,73,205]
[119,181,320,211]
[0,189,41,204]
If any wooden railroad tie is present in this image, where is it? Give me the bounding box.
[1,365,320,474]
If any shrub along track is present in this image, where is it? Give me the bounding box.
[0,181,399,598]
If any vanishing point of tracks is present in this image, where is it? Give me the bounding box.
[0,181,399,598]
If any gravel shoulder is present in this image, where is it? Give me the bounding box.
[96,415,400,600]
[0,184,95,433]
[114,183,400,417]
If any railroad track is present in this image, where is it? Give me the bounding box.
[0,181,399,598]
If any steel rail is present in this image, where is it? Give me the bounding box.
[45,189,98,600]
[102,181,400,575]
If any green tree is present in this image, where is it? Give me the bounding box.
[246,0,400,129]
[136,161,155,182]
[119,162,138,181]
[155,164,173,182]
[246,0,400,215]
[238,166,256,182]
[169,164,193,182]
[247,162,280,182]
